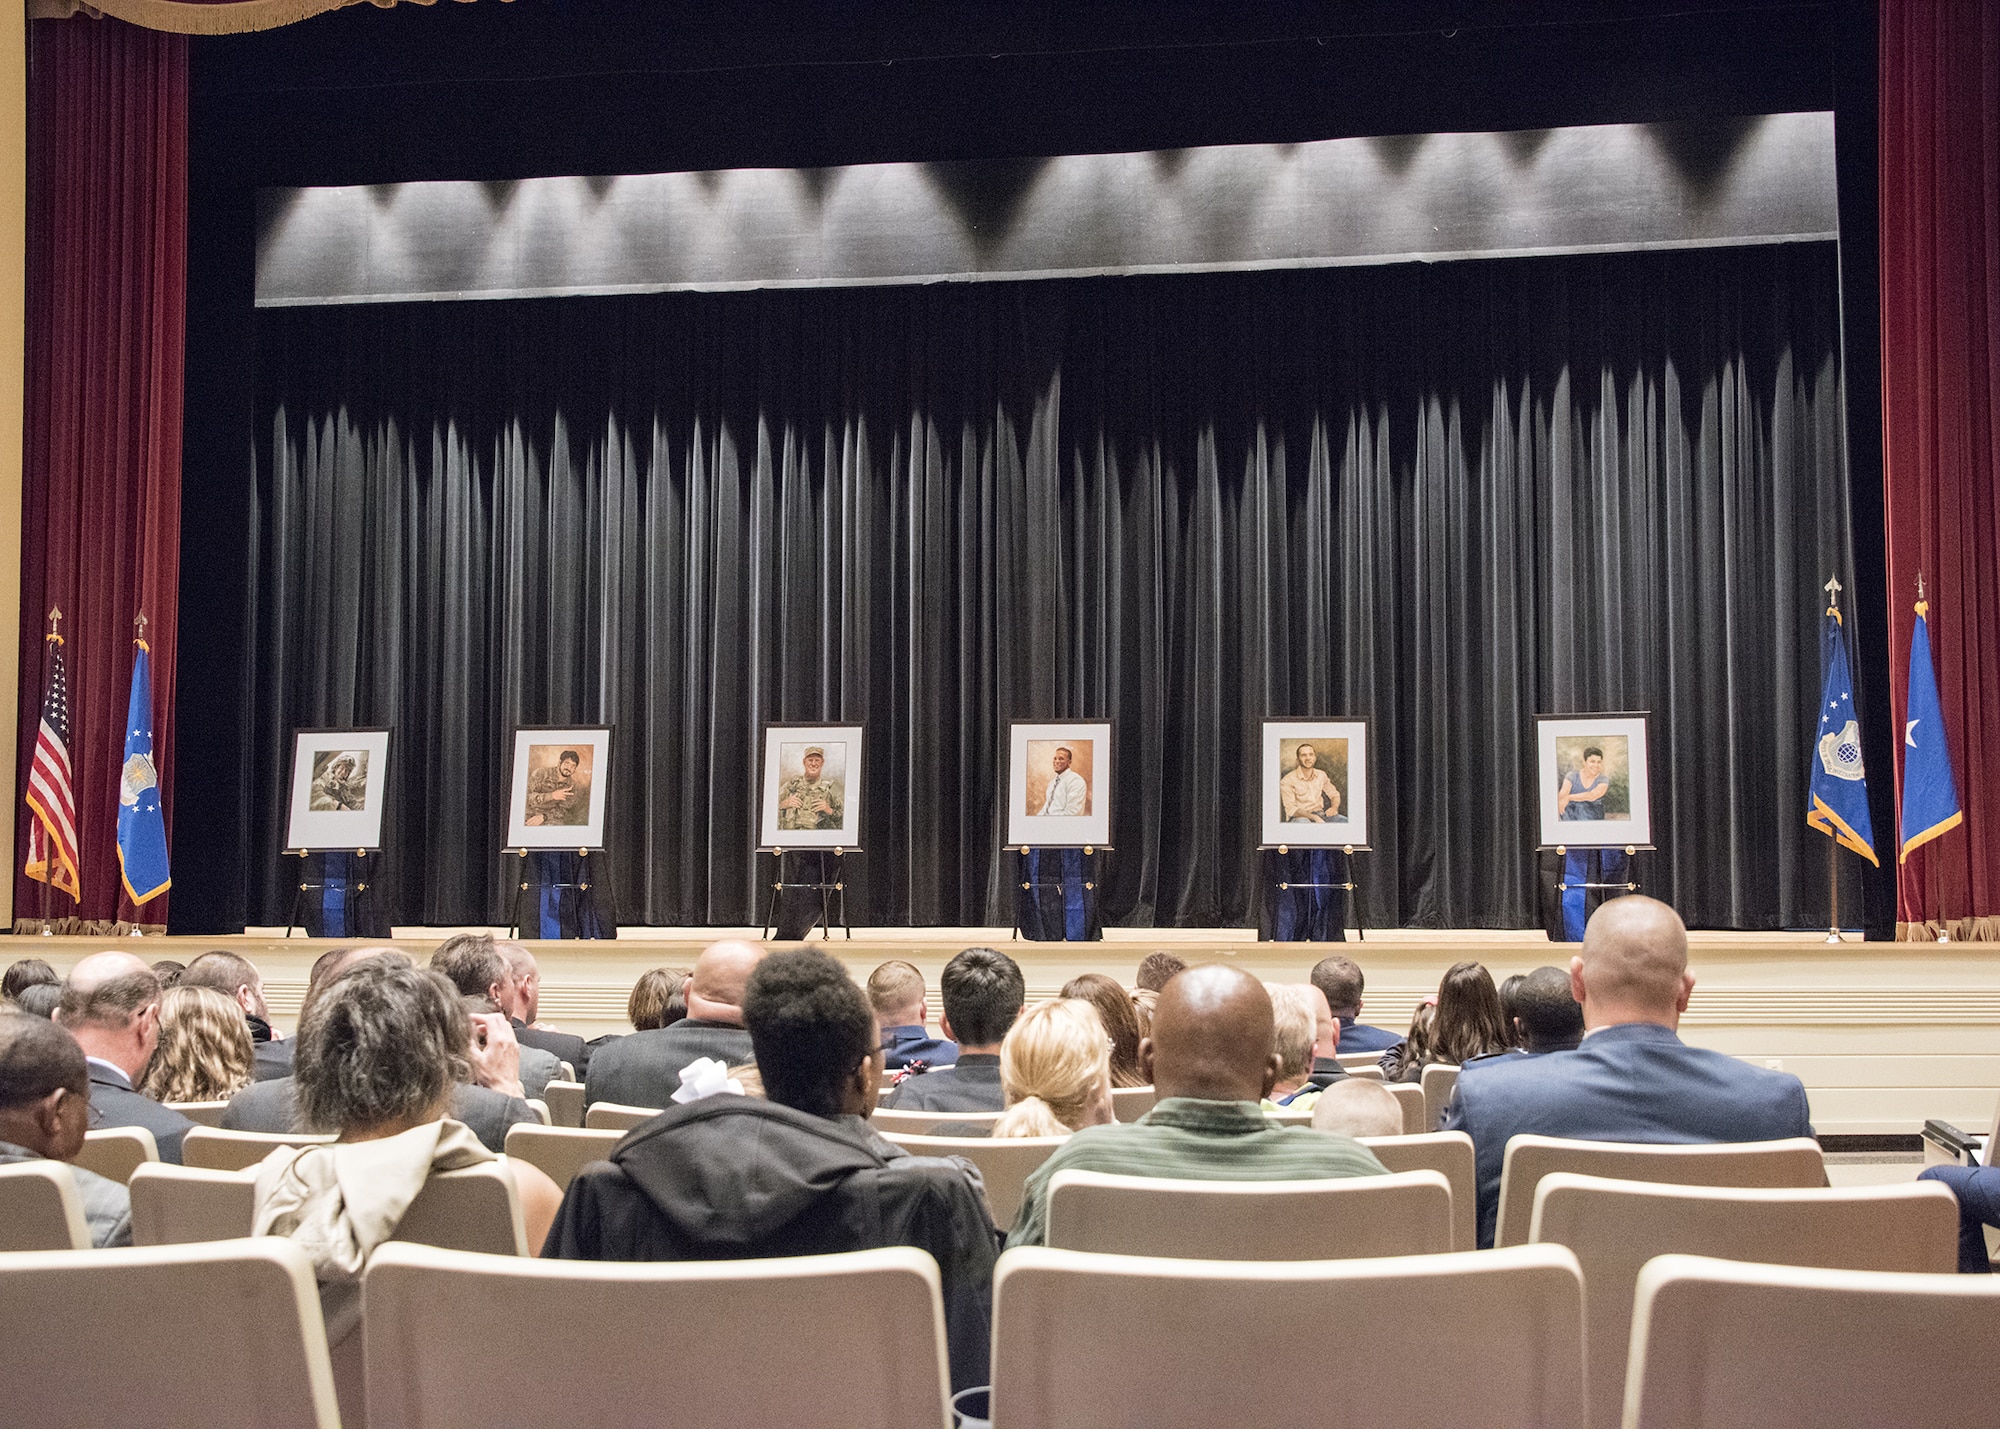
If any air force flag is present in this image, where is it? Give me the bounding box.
[1900,600,1963,863]
[1806,600,1878,865]
[117,638,170,904]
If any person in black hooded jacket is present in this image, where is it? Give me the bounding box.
[542,947,998,1391]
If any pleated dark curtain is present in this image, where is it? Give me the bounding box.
[247,244,1853,931]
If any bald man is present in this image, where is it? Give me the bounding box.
[1006,964,1387,1248]
[584,940,767,1109]
[1443,896,1812,1247]
[57,951,197,1164]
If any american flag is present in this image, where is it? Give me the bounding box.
[24,632,79,899]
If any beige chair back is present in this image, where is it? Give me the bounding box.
[183,1126,337,1172]
[993,1243,1584,1429]
[165,1099,230,1127]
[503,1124,622,1193]
[0,1161,91,1250]
[1625,1254,2000,1429]
[582,1100,662,1131]
[1495,1134,1826,1248]
[1383,1081,1427,1133]
[362,1242,952,1429]
[129,1163,257,1246]
[1046,1168,1452,1260]
[542,1079,585,1128]
[1334,1052,1383,1071]
[1344,1064,1387,1081]
[1263,1105,1313,1127]
[870,1107,1000,1136]
[1110,1085,1157,1122]
[881,1132,1065,1232]
[74,1125,159,1185]
[524,1097,552,1126]
[1420,1061,1459,1131]
[557,1059,575,1082]
[395,1161,530,1257]
[0,1238,340,1427]
[1359,1130,1478,1251]
[1531,1175,1957,1429]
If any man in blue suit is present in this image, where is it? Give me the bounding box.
[1444,895,1813,1248]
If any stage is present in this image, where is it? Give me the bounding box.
[12,927,1999,1137]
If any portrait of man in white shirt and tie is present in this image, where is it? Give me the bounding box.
[1038,744,1089,816]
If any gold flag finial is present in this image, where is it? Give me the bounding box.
[134,611,148,642]
[1824,574,1841,619]
[46,606,61,643]
[1916,572,1928,619]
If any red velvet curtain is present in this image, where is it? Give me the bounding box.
[1880,0,2000,924]
[15,17,186,927]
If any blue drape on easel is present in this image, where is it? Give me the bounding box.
[519,851,611,939]
[1262,848,1347,941]
[1015,848,1101,941]
[1560,847,1630,941]
[297,851,384,938]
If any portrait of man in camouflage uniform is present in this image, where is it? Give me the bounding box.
[776,745,844,831]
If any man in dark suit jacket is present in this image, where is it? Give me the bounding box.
[1444,896,1813,1248]
[883,947,1023,1113]
[501,942,591,1078]
[58,951,196,1164]
[179,950,294,1082]
[585,941,764,1108]
[1310,954,1400,1053]
[221,1075,536,1153]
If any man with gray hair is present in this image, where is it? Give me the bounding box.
[0,1010,132,1245]
[1312,1078,1405,1139]
[495,940,592,1078]
[179,950,292,1081]
[429,938,561,1098]
[58,951,196,1164]
[1444,896,1812,1247]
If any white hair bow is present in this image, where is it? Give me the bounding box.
[671,1056,745,1104]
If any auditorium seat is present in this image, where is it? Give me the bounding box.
[1528,1175,1957,1429]
[524,1097,552,1125]
[0,1161,91,1250]
[557,1059,575,1082]
[165,1099,231,1127]
[581,1100,662,1131]
[1383,1081,1427,1133]
[1345,1064,1388,1081]
[1359,1131,1478,1251]
[1335,1052,1384,1071]
[992,1243,1584,1429]
[542,1078,585,1128]
[395,1162,529,1257]
[362,1242,952,1429]
[74,1125,159,1185]
[1110,1085,1157,1121]
[871,1107,1001,1136]
[880,1131,1066,1231]
[1045,1168,1453,1260]
[1494,1134,1826,1248]
[1421,1062,1459,1131]
[1623,1254,2000,1429]
[129,1164,256,1246]
[1263,1105,1313,1126]
[0,1238,339,1427]
[183,1126,337,1172]
[503,1124,622,1192]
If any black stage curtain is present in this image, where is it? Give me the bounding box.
[247,245,1854,931]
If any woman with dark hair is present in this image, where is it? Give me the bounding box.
[2,957,58,1003]
[1382,961,1512,1081]
[1060,973,1148,1088]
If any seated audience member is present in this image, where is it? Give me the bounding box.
[1508,964,1586,1055]
[1382,962,1512,1082]
[1261,983,1323,1110]
[222,948,538,1152]
[3,956,59,1004]
[1312,1078,1406,1140]
[428,936,561,1097]
[868,958,958,1069]
[1918,1160,2000,1273]
[0,1011,132,1246]
[178,950,292,1081]
[1311,954,1399,1052]
[151,959,186,989]
[253,956,562,1417]
[989,998,1115,1138]
[1135,951,1186,993]
[1498,972,1527,1046]
[1008,965,1388,1248]
[140,985,255,1104]
[58,952,196,1164]
[1061,972,1148,1088]
[544,948,998,1391]
[585,941,764,1108]
[626,967,691,1032]
[1444,896,1813,1248]
[14,983,60,1019]
[498,939,593,1078]
[1298,982,1349,1092]
[1378,1001,1438,1084]
[886,948,1025,1111]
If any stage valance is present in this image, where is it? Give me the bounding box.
[27,0,504,37]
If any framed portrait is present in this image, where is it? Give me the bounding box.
[505,726,613,849]
[1008,721,1113,848]
[1535,713,1653,849]
[286,728,392,851]
[1260,719,1370,849]
[759,724,865,850]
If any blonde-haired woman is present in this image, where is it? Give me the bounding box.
[140,984,256,1104]
[989,998,1116,1139]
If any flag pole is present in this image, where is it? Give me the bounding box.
[38,607,59,935]
[1823,577,1843,943]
